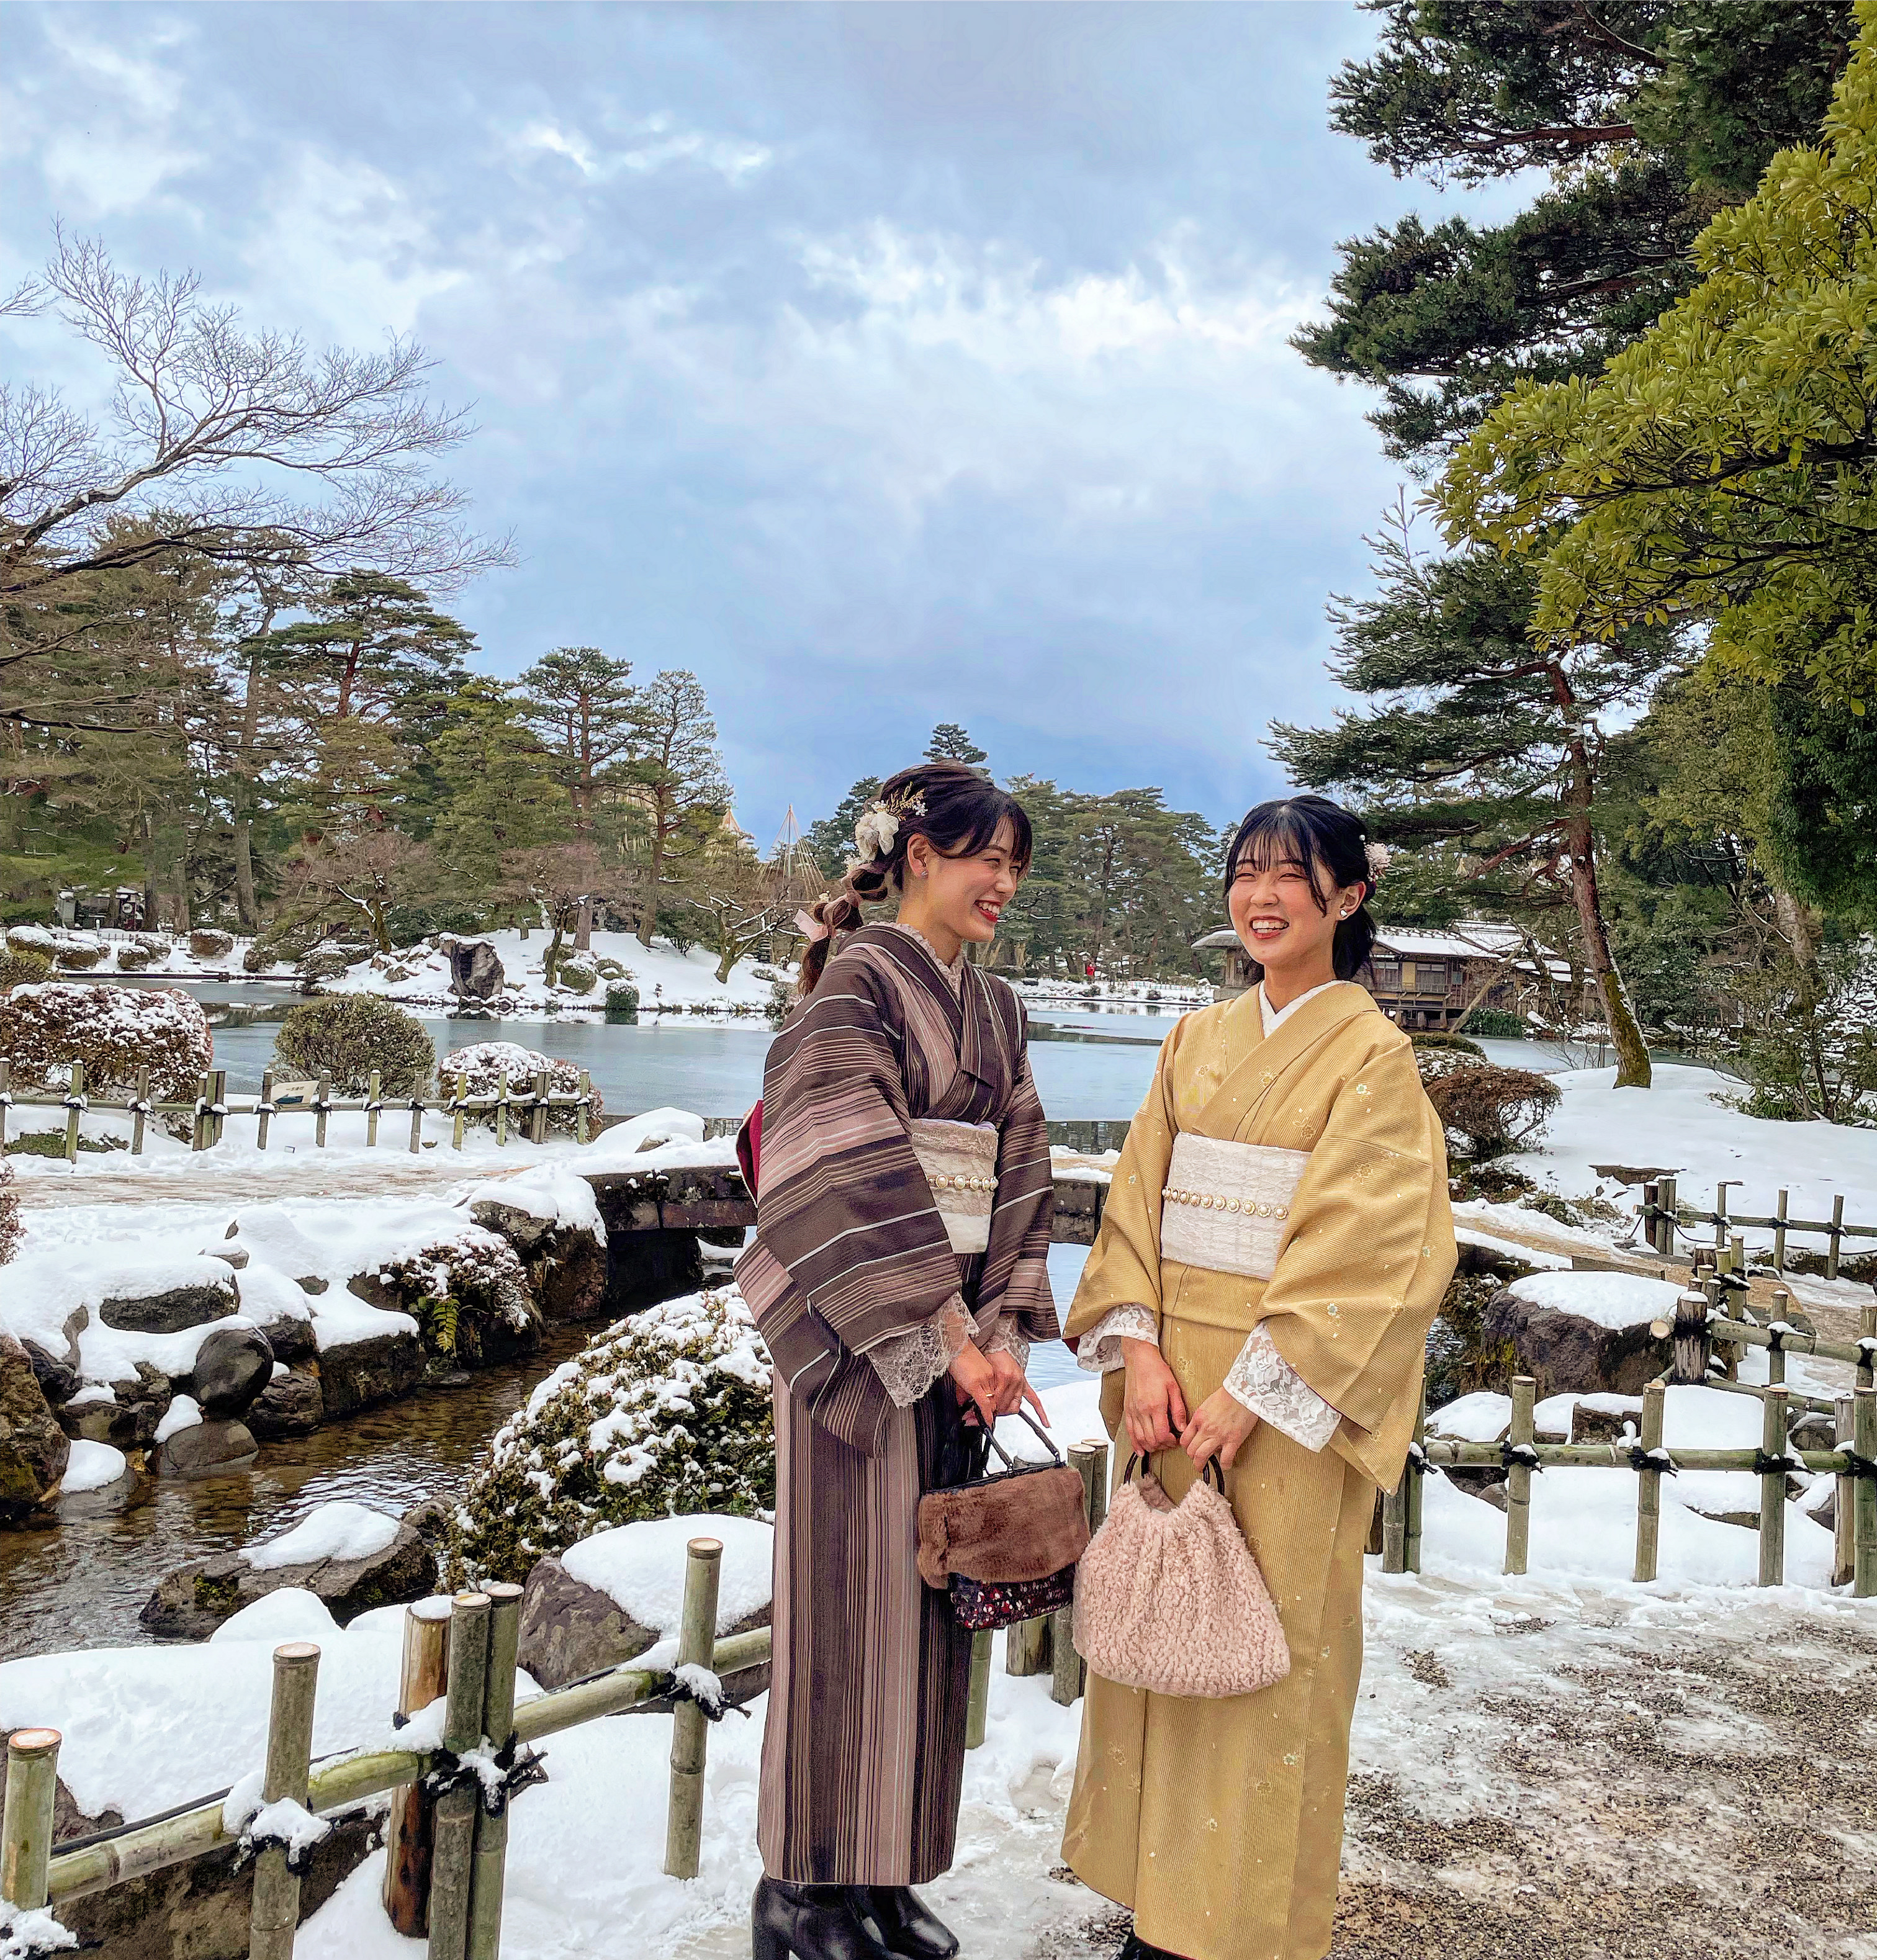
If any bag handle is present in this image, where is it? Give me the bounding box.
[979,1406,1066,1473]
[1122,1451,1227,1494]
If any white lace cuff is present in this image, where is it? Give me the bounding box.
[981,1317,1030,1374]
[866,1294,974,1408]
[1223,1324,1340,1451]
[1076,1303,1160,1375]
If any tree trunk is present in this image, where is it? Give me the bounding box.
[232,647,265,933]
[1562,737,1650,1088]
[637,824,662,948]
[575,900,593,953]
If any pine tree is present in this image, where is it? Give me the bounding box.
[518,647,639,838]
[924,724,989,773]
[623,670,732,946]
[804,778,883,878]
[429,681,572,894]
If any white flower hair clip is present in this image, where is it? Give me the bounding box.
[852,792,928,865]
[1364,840,1391,882]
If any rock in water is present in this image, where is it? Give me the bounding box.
[140,1511,436,1638]
[97,1264,239,1335]
[247,1366,323,1439]
[469,1194,608,1321]
[446,937,505,1003]
[22,1341,79,1406]
[156,1418,258,1479]
[191,1326,274,1416]
[0,1333,69,1524]
[316,1328,425,1418]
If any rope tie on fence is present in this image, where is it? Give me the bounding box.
[363,1099,384,1113]
[1405,1440,1429,1477]
[1858,1337,1877,1366]
[1765,1323,1788,1352]
[61,1092,88,1112]
[127,1099,151,1116]
[1752,1450,1805,1477]
[234,1802,331,1877]
[1840,1446,1877,1481]
[665,1665,744,1724]
[420,1739,551,1817]
[1500,1441,1542,1473]
[1627,1444,1677,1477]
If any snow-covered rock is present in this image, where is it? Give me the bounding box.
[465,1167,609,1323]
[457,1286,773,1585]
[439,1041,603,1137]
[0,1331,68,1524]
[1483,1270,1683,1397]
[140,1501,434,1639]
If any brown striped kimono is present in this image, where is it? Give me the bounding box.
[737,923,1059,1885]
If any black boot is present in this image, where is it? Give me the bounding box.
[752,1876,891,1960]
[847,1884,960,1959]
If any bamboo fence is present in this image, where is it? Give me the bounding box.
[0,1060,596,1163]
[1637,1174,1873,1280]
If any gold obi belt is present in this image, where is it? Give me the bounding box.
[1159,1135,1309,1282]
[909,1117,999,1255]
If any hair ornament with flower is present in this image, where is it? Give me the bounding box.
[852,789,929,865]
[1363,840,1391,883]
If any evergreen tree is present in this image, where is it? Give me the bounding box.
[518,647,638,837]
[924,724,989,773]
[804,777,882,881]
[623,670,732,946]
[430,681,572,894]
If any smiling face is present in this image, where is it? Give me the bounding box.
[906,816,1024,945]
[1227,842,1367,991]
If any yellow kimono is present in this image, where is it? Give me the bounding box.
[1061,980,1456,1960]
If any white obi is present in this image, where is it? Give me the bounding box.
[909,1117,999,1255]
[1159,1135,1309,1281]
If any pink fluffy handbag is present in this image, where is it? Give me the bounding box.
[1072,1455,1291,1699]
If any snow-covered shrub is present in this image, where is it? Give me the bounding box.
[52,937,107,971]
[374,1232,541,1370]
[454,1286,773,1585]
[188,927,235,960]
[273,996,436,1098]
[1410,1032,1488,1085]
[556,955,598,995]
[595,957,625,980]
[439,1041,603,1135]
[604,982,639,1022]
[4,927,59,956]
[0,1162,19,1267]
[0,982,212,1104]
[295,945,356,982]
[0,948,52,993]
[1463,1007,1526,1039]
[113,940,157,972]
[1425,1064,1560,1159]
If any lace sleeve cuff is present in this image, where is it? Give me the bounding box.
[981,1317,1030,1374]
[1076,1303,1160,1375]
[1223,1323,1341,1450]
[865,1294,974,1408]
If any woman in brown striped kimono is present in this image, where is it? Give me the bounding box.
[737,762,1060,1960]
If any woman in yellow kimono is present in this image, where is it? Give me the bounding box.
[1061,793,1457,1960]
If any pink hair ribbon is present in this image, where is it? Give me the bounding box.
[794,908,830,942]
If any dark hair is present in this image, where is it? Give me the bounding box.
[797,762,1033,996]
[1222,793,1379,983]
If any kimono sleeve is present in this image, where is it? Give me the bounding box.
[1061,1017,1186,1343]
[1256,1036,1457,1467]
[979,1045,1061,1344]
[753,959,962,1357]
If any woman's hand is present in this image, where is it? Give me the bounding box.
[1119,1337,1189,1455]
[1179,1387,1259,1470]
[984,1344,1050,1425]
[948,1342,1001,1427]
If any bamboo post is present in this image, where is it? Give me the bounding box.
[1758,1386,1789,1589]
[62,1059,85,1164]
[1857,1388,1877,1600]
[531,1069,550,1147]
[1405,1386,1428,1575]
[129,1063,150,1157]
[366,1069,382,1150]
[1503,1377,1536,1577]
[466,1581,523,1960]
[575,1069,592,1148]
[1767,1289,1789,1388]
[494,1077,508,1149]
[965,1630,994,1751]
[1658,1175,1678,1257]
[314,1074,330,1151]
[1773,1188,1789,1272]
[1633,1382,1665,1583]
[452,1072,468,1153]
[1,1728,60,1910]
[1714,1182,1729,1256]
[0,1060,10,1153]
[1729,1231,1745,1277]
[409,1092,425,1154]
[1006,1614,1051,1677]
[212,1068,229,1147]
[663,1538,723,1881]
[1052,1440,1108,1707]
[1861,1300,1877,1391]
[1830,1195,1847,1282]
[1836,1393,1857,1589]
[1671,1289,1710,1385]
[427,1593,491,1960]
[1380,1472,1408,1574]
[384,1599,452,1935]
[248,1642,322,1960]
[192,1069,211,1151]
[257,1070,274,1152]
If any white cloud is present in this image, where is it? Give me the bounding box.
[512,114,772,186]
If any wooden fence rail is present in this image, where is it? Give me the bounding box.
[1638,1174,1873,1280]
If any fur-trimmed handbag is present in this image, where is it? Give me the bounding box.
[1072,1455,1290,1698]
[916,1412,1091,1631]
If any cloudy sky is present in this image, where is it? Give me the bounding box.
[1,2,1510,842]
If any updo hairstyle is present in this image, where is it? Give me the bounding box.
[1222,793,1380,983]
[797,762,1033,996]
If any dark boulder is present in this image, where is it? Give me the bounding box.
[64,1364,171,1450]
[469,1198,608,1323]
[189,1326,273,1417]
[446,937,505,1003]
[98,1265,239,1336]
[22,1341,79,1406]
[247,1366,324,1439]
[1482,1275,1680,1400]
[0,1333,69,1524]
[316,1329,424,1419]
[156,1416,258,1480]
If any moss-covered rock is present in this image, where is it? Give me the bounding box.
[455,1285,773,1585]
[355,1233,542,1372]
